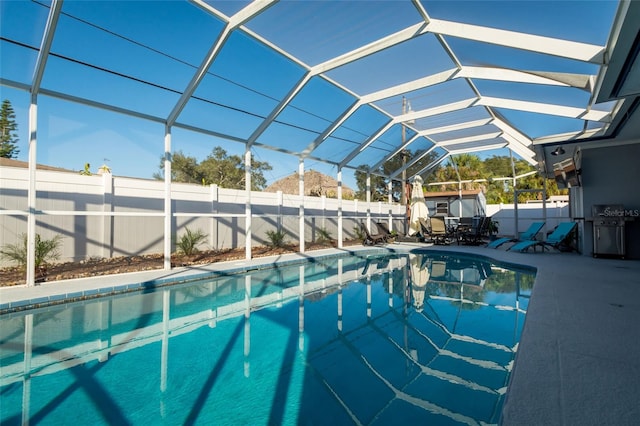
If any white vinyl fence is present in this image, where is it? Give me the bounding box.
[487,201,571,239]
[0,166,405,267]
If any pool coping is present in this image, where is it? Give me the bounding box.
[0,243,539,314]
[0,245,403,314]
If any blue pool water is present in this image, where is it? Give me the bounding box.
[0,251,534,425]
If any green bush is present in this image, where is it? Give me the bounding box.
[176,227,208,256]
[0,233,62,270]
[354,225,365,241]
[265,229,287,248]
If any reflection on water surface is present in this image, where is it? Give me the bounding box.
[0,251,534,425]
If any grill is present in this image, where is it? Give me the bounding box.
[592,204,626,258]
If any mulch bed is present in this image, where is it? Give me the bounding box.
[0,240,362,287]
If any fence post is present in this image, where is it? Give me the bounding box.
[321,194,326,232]
[102,171,114,259]
[366,173,371,230]
[298,160,305,253]
[277,190,283,233]
[245,149,252,260]
[210,184,218,250]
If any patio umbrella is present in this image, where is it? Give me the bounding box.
[408,175,430,236]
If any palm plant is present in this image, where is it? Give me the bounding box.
[265,229,286,248]
[0,233,62,270]
[176,227,208,256]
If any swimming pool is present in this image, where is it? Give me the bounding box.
[0,250,534,425]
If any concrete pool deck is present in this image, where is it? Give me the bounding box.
[1,243,639,425]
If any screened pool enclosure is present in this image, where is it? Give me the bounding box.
[0,0,634,285]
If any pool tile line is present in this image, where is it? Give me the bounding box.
[0,245,403,314]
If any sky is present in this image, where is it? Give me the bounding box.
[0,0,619,190]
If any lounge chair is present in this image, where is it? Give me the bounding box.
[360,221,387,245]
[376,221,395,241]
[487,221,545,249]
[509,222,578,253]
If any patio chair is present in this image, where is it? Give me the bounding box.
[487,221,545,249]
[509,222,578,253]
[426,216,454,245]
[360,221,387,246]
[458,216,491,245]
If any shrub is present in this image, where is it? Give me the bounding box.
[265,229,287,248]
[353,225,365,241]
[0,233,62,270]
[176,227,208,256]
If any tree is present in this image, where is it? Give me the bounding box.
[154,147,272,190]
[482,155,566,203]
[428,154,485,192]
[354,151,567,204]
[0,99,20,158]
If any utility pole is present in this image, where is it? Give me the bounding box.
[401,96,407,206]
[401,96,410,236]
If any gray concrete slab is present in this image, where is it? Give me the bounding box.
[2,242,640,425]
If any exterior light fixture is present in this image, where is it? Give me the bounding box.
[551,146,566,156]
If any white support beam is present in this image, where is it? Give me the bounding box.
[448,142,508,155]
[227,0,278,28]
[369,133,421,172]
[532,127,607,145]
[393,98,479,123]
[167,26,232,126]
[457,66,592,90]
[504,137,537,165]
[492,121,536,164]
[357,65,592,116]
[168,1,276,126]
[412,153,451,180]
[491,118,533,152]
[389,144,439,180]
[245,148,252,260]
[419,118,494,136]
[426,18,605,64]
[338,120,395,168]
[360,69,458,104]
[31,0,62,92]
[301,99,360,158]
[435,131,503,146]
[411,0,431,23]
[298,159,305,254]
[478,97,612,122]
[26,0,62,286]
[311,22,428,75]
[247,73,312,148]
[163,125,172,270]
[366,173,371,231]
[26,102,37,287]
